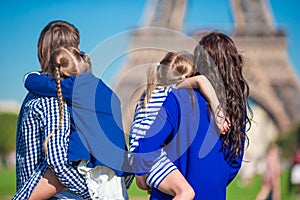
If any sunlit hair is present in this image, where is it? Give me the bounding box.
[43,46,92,155]
[38,20,80,71]
[145,51,195,106]
[194,31,252,159]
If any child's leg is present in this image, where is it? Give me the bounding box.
[157,169,195,200]
[29,168,65,200]
[146,152,194,199]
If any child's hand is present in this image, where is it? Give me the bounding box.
[135,175,150,191]
[215,109,231,135]
[219,118,231,134]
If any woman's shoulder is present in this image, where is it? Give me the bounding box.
[166,88,208,106]
[170,87,204,97]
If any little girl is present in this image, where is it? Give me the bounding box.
[130,51,229,199]
[25,46,132,199]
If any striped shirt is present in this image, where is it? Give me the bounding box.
[14,93,90,199]
[129,85,177,188]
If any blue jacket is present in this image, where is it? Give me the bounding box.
[25,72,132,176]
[131,89,244,200]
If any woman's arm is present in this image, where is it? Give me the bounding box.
[177,75,230,134]
[43,100,89,198]
[132,91,196,199]
[131,92,178,175]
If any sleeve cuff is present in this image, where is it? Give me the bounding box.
[23,71,41,83]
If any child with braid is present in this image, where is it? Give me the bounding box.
[26,46,131,199]
[42,47,91,155]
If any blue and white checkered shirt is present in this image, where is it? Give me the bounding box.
[13,93,90,199]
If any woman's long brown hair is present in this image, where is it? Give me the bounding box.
[194,31,252,159]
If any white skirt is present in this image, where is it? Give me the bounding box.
[78,160,129,200]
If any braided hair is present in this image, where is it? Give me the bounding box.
[43,46,91,155]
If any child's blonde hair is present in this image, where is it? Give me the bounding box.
[145,51,195,106]
[43,46,92,155]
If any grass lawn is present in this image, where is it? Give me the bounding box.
[128,181,149,199]
[227,171,297,200]
[0,168,16,200]
[1,168,298,199]
[128,171,299,199]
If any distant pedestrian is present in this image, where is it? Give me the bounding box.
[256,142,281,200]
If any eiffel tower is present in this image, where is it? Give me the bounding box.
[113,0,300,133]
[231,0,300,132]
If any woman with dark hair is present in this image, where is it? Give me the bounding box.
[194,31,251,160]
[131,31,251,199]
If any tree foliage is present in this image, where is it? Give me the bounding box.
[276,123,300,159]
[0,113,17,156]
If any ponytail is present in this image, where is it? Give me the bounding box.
[144,64,159,107]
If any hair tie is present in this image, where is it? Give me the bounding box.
[80,50,87,61]
[80,51,85,56]
[55,63,61,68]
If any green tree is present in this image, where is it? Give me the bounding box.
[0,113,17,166]
[276,123,300,159]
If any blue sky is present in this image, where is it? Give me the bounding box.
[0,0,299,103]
